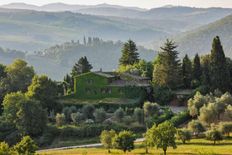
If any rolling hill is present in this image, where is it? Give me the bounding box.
[0,38,155,80]
[175,14,232,57]
[0,8,169,51]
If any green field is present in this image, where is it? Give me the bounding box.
[38,138,232,155]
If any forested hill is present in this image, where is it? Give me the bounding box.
[175,14,232,57]
[29,37,155,80]
[0,6,232,51]
[0,8,168,51]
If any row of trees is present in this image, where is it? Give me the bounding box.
[153,36,232,91]
[101,119,232,155]
[118,36,232,93]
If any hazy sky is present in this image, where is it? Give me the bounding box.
[0,0,232,9]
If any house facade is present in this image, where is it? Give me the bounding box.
[73,71,151,99]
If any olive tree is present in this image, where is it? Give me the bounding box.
[113,130,135,153]
[187,120,205,137]
[205,130,223,145]
[176,129,191,144]
[146,121,176,155]
[100,130,116,153]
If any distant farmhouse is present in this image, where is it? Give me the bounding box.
[73,71,152,100]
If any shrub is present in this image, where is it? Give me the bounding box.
[38,125,60,147]
[62,106,77,122]
[176,129,191,144]
[153,86,174,105]
[170,111,191,127]
[56,113,66,127]
[122,116,133,125]
[14,136,38,155]
[133,108,144,124]
[205,130,223,145]
[143,102,159,117]
[0,142,15,155]
[219,122,232,137]
[93,108,107,123]
[82,105,95,119]
[114,108,125,121]
[71,112,84,124]
[188,120,205,137]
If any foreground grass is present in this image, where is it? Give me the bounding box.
[38,138,232,155]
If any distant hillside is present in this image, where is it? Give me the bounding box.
[30,37,156,80]
[0,47,25,64]
[175,14,232,57]
[0,8,168,51]
[0,38,155,80]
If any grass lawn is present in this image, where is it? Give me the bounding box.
[38,138,232,155]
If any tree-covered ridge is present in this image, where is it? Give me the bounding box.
[176,14,232,57]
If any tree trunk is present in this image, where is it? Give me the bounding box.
[145,146,148,154]
[214,140,216,145]
[183,140,186,144]
[163,148,167,155]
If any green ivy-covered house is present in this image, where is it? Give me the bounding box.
[73,71,151,100]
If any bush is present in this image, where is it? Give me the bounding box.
[133,108,144,124]
[93,108,107,123]
[114,108,125,121]
[176,129,191,144]
[219,122,232,137]
[56,113,66,127]
[71,112,84,124]
[170,111,191,127]
[153,86,174,105]
[205,130,223,145]
[122,116,133,125]
[37,125,60,147]
[188,120,205,137]
[82,105,95,119]
[14,136,38,155]
[143,102,159,117]
[0,142,14,155]
[62,106,77,122]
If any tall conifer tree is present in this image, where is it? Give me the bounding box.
[210,36,229,91]
[182,54,192,88]
[192,54,202,82]
[71,56,92,77]
[119,40,139,66]
[153,39,181,89]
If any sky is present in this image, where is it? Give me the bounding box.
[0,0,232,9]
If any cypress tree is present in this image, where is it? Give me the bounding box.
[182,54,192,88]
[192,54,202,82]
[201,55,211,86]
[119,40,139,66]
[210,36,229,91]
[71,56,92,77]
[153,39,181,89]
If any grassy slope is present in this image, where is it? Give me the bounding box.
[39,138,232,155]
